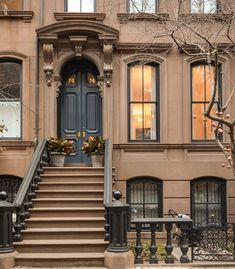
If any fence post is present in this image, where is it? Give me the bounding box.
[0,191,17,269]
[104,191,134,269]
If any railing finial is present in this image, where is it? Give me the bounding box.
[0,191,7,201]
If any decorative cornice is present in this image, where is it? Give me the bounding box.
[0,140,34,150]
[116,43,173,54]
[0,10,34,22]
[180,43,235,55]
[36,20,119,38]
[117,12,169,23]
[54,12,106,22]
[180,13,232,22]
[114,143,221,152]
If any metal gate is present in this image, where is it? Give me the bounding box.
[192,217,235,261]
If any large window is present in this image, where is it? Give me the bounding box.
[127,177,163,222]
[0,0,23,11]
[191,178,226,226]
[66,0,95,12]
[0,60,22,138]
[129,0,157,13]
[128,63,159,141]
[191,62,222,141]
[191,0,218,13]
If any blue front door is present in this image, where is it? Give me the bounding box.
[60,60,102,164]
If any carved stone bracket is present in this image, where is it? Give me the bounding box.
[97,76,104,97]
[54,75,62,98]
[69,36,88,57]
[42,44,54,86]
[99,34,117,87]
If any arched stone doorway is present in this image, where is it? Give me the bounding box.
[59,58,102,164]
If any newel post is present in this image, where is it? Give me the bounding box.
[104,191,134,269]
[0,191,18,269]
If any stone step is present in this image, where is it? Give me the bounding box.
[22,227,105,240]
[32,198,103,207]
[15,252,105,267]
[35,190,103,199]
[43,167,112,175]
[14,239,108,253]
[40,174,108,182]
[29,207,104,218]
[38,181,104,190]
[26,217,105,228]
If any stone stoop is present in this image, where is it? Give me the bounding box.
[13,167,115,267]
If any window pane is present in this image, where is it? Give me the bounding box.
[0,102,21,138]
[205,65,215,101]
[143,104,156,140]
[205,103,217,140]
[193,181,207,203]
[204,0,217,13]
[130,65,142,101]
[130,103,143,140]
[192,65,205,101]
[130,182,144,203]
[0,0,23,10]
[144,65,156,101]
[81,0,94,12]
[191,0,217,13]
[192,103,205,140]
[145,182,158,203]
[129,0,156,13]
[144,204,159,218]
[67,0,94,12]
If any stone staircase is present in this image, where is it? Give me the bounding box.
[14,167,112,267]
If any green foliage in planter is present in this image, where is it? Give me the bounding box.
[128,240,167,261]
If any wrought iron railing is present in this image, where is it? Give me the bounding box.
[104,139,113,241]
[191,217,235,261]
[131,218,192,264]
[13,139,49,242]
[0,175,22,203]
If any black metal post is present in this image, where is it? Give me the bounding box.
[104,207,109,241]
[179,223,190,263]
[0,191,15,253]
[106,191,129,252]
[149,223,158,264]
[135,223,143,264]
[165,222,174,264]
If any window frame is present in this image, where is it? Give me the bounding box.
[190,0,219,14]
[127,176,163,230]
[0,58,22,140]
[191,177,227,226]
[128,0,159,13]
[128,62,160,142]
[65,0,96,12]
[190,61,222,142]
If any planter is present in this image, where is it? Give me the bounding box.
[91,154,104,167]
[49,152,66,167]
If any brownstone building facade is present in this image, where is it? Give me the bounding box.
[0,0,234,232]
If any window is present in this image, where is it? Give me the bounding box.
[66,0,95,12]
[191,178,226,226]
[0,0,23,11]
[127,177,163,228]
[0,60,22,138]
[191,0,218,13]
[129,0,157,13]
[191,62,222,141]
[128,63,159,141]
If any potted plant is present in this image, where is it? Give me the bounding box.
[81,136,105,167]
[47,137,74,167]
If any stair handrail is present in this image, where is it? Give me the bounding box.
[14,139,48,206]
[13,139,49,241]
[104,139,113,205]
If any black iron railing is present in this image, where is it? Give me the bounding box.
[0,175,22,203]
[131,218,192,264]
[13,139,49,242]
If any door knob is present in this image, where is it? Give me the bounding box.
[76,131,81,139]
